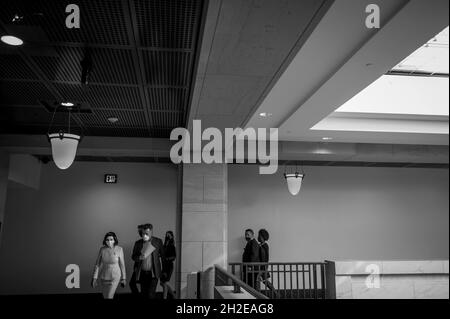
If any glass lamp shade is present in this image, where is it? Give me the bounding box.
[48,133,80,170]
[284,173,305,196]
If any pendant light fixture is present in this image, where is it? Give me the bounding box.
[47,103,82,170]
[284,164,305,196]
[1,35,24,46]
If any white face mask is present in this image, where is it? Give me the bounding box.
[142,234,150,242]
[106,239,114,248]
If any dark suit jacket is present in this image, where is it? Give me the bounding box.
[132,237,165,280]
[259,242,269,263]
[259,242,270,278]
[242,238,260,263]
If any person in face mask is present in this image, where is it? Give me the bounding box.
[131,223,165,299]
[160,231,176,299]
[91,232,126,299]
[242,229,260,288]
[256,229,277,297]
[129,224,145,295]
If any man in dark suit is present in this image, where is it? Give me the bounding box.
[131,223,165,299]
[129,224,144,295]
[242,229,260,288]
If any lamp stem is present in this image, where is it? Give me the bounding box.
[47,104,60,136]
[68,109,71,134]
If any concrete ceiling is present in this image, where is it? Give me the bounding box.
[244,0,449,145]
[187,0,333,130]
[0,0,208,138]
[1,0,448,166]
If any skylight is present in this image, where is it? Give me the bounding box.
[392,26,449,75]
[334,26,450,117]
[335,75,449,116]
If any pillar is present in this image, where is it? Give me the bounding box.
[178,163,228,299]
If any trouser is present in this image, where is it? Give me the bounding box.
[242,266,258,289]
[101,279,120,299]
[140,270,159,299]
[160,281,176,299]
[161,262,174,283]
[129,271,140,295]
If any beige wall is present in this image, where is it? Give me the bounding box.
[1,161,449,295]
[334,260,449,299]
[0,161,178,295]
[8,154,42,190]
[228,165,449,263]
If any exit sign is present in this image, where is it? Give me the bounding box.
[104,174,118,184]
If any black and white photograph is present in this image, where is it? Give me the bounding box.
[0,0,448,314]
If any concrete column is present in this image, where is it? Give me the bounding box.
[0,151,10,245]
[178,163,228,299]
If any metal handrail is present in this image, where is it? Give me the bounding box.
[229,262,326,266]
[228,261,336,299]
[214,265,269,299]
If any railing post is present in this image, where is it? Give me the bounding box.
[325,260,336,299]
[320,263,326,299]
[226,262,335,299]
[233,282,242,294]
[215,265,269,299]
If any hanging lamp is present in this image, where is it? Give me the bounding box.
[47,103,82,170]
[284,164,305,196]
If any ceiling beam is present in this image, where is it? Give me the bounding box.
[240,0,335,128]
[279,141,449,164]
[183,0,210,128]
[123,0,153,135]
[186,0,334,131]
[1,78,188,90]
[1,134,447,164]
[0,135,173,158]
[0,104,183,114]
[276,0,449,144]
[30,42,193,53]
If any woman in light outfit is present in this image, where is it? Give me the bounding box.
[91,232,127,299]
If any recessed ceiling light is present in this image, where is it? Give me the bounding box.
[108,117,119,124]
[12,14,24,23]
[259,112,273,118]
[1,35,24,46]
[61,102,75,107]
